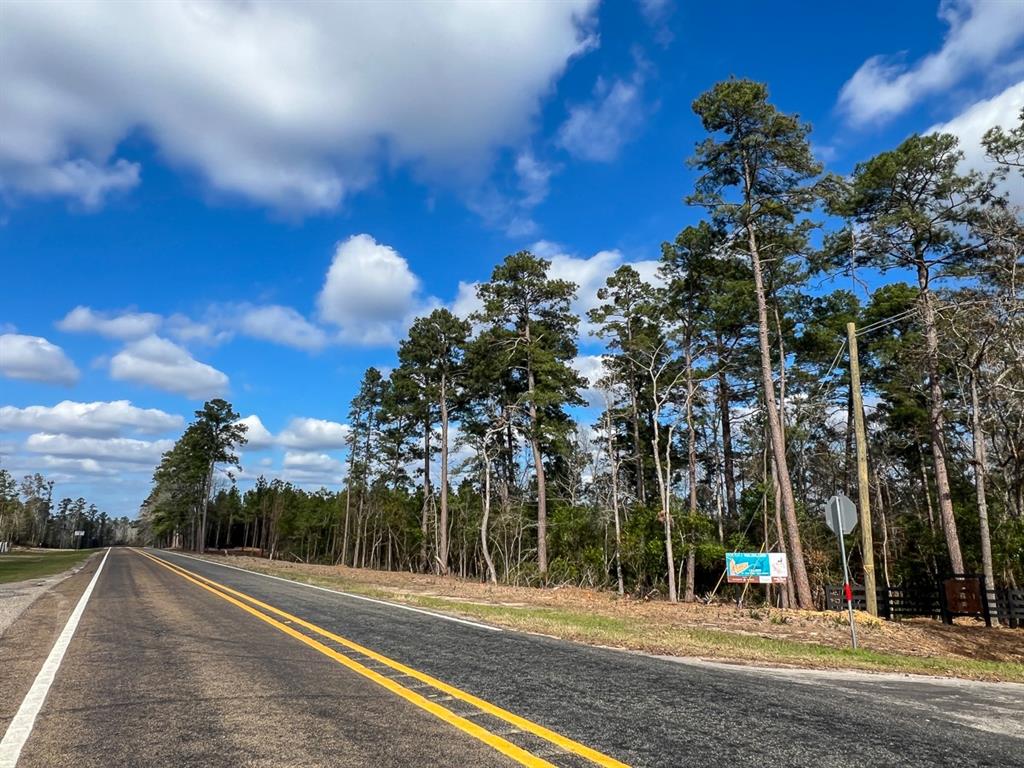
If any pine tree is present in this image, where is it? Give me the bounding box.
[476,252,585,578]
[689,78,821,608]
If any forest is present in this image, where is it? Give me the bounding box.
[0,468,135,549]
[139,80,1024,609]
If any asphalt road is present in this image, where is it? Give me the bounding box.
[1,548,1020,768]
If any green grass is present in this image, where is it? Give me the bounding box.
[0,549,99,584]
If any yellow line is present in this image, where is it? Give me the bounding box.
[135,549,556,768]
[138,549,630,768]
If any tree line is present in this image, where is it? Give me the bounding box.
[140,79,1024,607]
[0,469,134,549]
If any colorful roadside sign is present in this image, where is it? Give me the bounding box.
[726,552,788,584]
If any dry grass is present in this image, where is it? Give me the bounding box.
[194,553,1024,682]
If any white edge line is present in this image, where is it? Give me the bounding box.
[149,549,502,633]
[0,548,110,768]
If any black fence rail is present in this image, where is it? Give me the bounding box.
[825,579,1023,628]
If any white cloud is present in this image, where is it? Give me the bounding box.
[558,68,648,162]
[515,150,555,208]
[451,281,484,321]
[24,433,173,464]
[281,450,346,485]
[838,0,1024,126]
[1,1,597,211]
[317,234,426,345]
[544,246,663,336]
[165,314,225,345]
[109,335,228,398]
[0,400,182,437]
[36,455,122,477]
[278,417,350,450]
[0,333,79,385]
[9,158,140,209]
[237,415,275,450]
[929,81,1024,203]
[571,354,608,408]
[451,245,663,333]
[235,304,328,351]
[57,306,163,340]
[283,450,344,473]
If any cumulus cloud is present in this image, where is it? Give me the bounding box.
[0,400,182,437]
[36,455,122,477]
[558,66,649,162]
[237,415,275,450]
[10,158,140,209]
[283,450,345,473]
[449,244,662,334]
[571,354,608,408]
[1,1,597,211]
[166,314,224,345]
[281,450,347,485]
[545,246,663,336]
[57,306,163,340]
[278,417,350,450]
[0,333,79,385]
[838,0,1024,126]
[24,433,173,464]
[451,281,485,321]
[234,304,328,351]
[110,335,228,398]
[317,234,427,345]
[929,81,1024,203]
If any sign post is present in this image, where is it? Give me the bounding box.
[825,494,858,649]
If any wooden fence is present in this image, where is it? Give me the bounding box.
[825,579,1023,628]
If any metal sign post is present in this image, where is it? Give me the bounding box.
[826,494,858,650]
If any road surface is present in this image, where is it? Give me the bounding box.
[1,548,1020,767]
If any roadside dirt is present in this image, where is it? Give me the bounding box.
[205,554,1024,665]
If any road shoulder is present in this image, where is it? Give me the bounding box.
[0,552,99,638]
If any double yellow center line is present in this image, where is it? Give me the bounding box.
[135,549,630,768]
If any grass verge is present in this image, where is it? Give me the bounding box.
[193,555,1024,683]
[405,598,1024,682]
[0,549,99,584]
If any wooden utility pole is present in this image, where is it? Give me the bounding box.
[847,322,877,616]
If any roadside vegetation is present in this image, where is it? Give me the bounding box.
[139,81,1023,620]
[194,553,1024,682]
[0,470,134,551]
[0,548,99,584]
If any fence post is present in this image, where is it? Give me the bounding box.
[939,579,952,625]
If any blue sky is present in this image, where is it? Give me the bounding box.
[1,0,1022,517]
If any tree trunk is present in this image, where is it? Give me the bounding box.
[651,416,677,603]
[683,334,698,603]
[627,321,646,506]
[605,407,625,596]
[917,272,964,572]
[421,421,431,572]
[745,221,813,608]
[523,321,548,578]
[439,375,450,575]
[481,452,498,585]
[970,372,996,619]
[198,462,213,554]
[716,336,737,519]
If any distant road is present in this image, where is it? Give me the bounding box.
[1,548,1021,767]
